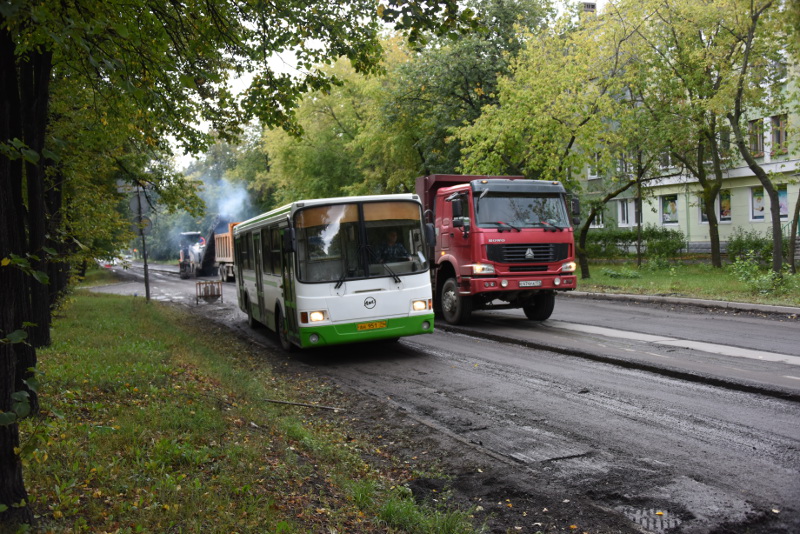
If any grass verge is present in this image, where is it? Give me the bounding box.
[20,291,476,533]
[577,261,800,308]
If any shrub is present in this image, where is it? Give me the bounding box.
[728,251,793,294]
[726,227,791,265]
[586,224,686,259]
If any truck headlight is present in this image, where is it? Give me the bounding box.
[472,263,495,274]
[561,262,577,273]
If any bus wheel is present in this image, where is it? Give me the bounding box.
[246,298,258,328]
[523,291,555,321]
[276,307,295,352]
[440,277,472,325]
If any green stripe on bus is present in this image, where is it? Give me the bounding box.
[298,315,434,348]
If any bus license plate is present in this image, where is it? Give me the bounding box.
[519,280,542,287]
[357,321,387,331]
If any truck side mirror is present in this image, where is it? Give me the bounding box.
[424,222,435,245]
[451,198,463,218]
[571,197,580,216]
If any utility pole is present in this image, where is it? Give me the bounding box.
[136,185,151,302]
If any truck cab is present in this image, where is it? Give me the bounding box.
[416,175,577,325]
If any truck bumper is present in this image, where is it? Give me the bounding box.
[464,274,577,294]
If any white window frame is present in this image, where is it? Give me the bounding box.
[750,186,765,221]
[660,194,679,226]
[748,119,764,157]
[590,209,604,228]
[617,199,638,227]
[587,153,601,180]
[698,190,732,224]
[771,114,787,156]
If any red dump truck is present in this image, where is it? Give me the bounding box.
[415,174,578,325]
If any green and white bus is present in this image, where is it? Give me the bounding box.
[234,194,435,350]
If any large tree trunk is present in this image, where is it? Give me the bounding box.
[20,49,53,349]
[0,26,34,527]
[728,115,783,273]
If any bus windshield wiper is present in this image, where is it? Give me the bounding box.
[362,244,401,283]
[334,269,348,289]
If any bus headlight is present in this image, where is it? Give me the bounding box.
[412,299,430,311]
[472,263,495,274]
[301,311,327,323]
[561,262,577,273]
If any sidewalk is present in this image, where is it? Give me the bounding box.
[564,290,800,317]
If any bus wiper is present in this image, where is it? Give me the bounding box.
[381,263,401,283]
[495,221,521,232]
[362,244,401,283]
[334,269,348,289]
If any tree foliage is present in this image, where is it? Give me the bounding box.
[1,0,475,526]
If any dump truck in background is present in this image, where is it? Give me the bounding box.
[415,174,579,325]
[214,221,239,282]
[178,220,241,281]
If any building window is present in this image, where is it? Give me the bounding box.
[779,184,788,219]
[751,187,765,220]
[699,190,731,223]
[748,119,764,156]
[659,151,672,169]
[590,209,604,228]
[661,194,678,225]
[617,199,638,227]
[771,115,787,155]
[720,190,731,222]
[587,152,601,180]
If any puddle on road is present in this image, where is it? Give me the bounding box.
[616,506,682,533]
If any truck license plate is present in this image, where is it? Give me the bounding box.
[357,321,387,331]
[519,280,542,287]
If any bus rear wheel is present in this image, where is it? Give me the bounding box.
[276,307,295,352]
[523,291,555,321]
[440,277,472,325]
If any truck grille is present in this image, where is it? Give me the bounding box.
[486,243,569,264]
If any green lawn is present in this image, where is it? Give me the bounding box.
[577,260,800,308]
[21,291,476,533]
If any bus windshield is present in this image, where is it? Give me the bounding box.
[294,200,429,284]
[475,193,570,230]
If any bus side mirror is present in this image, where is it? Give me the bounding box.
[424,223,435,245]
[282,228,295,253]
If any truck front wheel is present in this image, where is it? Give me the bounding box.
[523,291,555,321]
[440,277,472,325]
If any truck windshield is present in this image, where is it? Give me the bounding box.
[294,201,429,284]
[475,193,570,230]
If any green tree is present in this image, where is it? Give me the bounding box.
[612,0,789,270]
[1,0,474,526]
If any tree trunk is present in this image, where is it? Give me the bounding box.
[728,115,783,273]
[0,26,34,527]
[577,220,591,279]
[20,49,53,349]
[790,188,800,274]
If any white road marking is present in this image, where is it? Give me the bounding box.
[545,320,800,366]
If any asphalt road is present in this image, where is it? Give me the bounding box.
[94,264,800,533]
